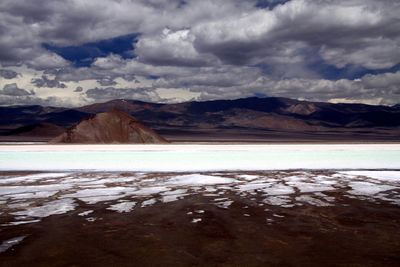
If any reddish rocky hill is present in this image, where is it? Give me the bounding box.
[50,110,168,144]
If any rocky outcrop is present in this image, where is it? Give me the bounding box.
[50,110,168,144]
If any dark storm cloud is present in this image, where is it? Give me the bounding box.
[31,75,67,88]
[97,78,117,87]
[0,69,19,79]
[0,95,39,106]
[191,0,400,70]
[0,0,399,106]
[1,0,399,71]
[1,83,34,96]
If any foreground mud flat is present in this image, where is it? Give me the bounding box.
[0,170,400,266]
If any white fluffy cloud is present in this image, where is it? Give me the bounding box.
[135,29,217,67]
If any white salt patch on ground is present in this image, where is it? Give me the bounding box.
[161,194,187,203]
[195,210,205,214]
[217,185,234,190]
[314,176,337,183]
[0,173,70,184]
[59,177,100,184]
[237,175,259,181]
[375,194,400,205]
[78,210,93,216]
[296,195,333,207]
[263,196,292,206]
[162,189,188,196]
[2,219,40,226]
[348,182,397,196]
[168,174,237,186]
[0,184,72,200]
[107,202,136,213]
[133,186,169,196]
[283,176,306,182]
[214,197,229,201]
[263,184,295,196]
[63,187,136,204]
[290,182,335,193]
[0,236,26,253]
[215,200,233,209]
[237,183,271,192]
[7,202,33,209]
[78,195,126,204]
[59,178,103,187]
[5,191,57,200]
[1,169,400,227]
[160,189,188,202]
[86,217,97,222]
[284,175,337,193]
[313,192,336,203]
[203,186,217,192]
[80,177,138,185]
[341,171,400,182]
[64,187,131,198]
[141,198,157,207]
[12,199,76,218]
[191,218,202,223]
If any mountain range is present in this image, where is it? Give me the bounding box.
[1,97,399,142]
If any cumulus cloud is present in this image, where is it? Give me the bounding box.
[191,72,400,105]
[0,94,84,107]
[135,29,217,67]
[74,86,83,92]
[0,0,250,65]
[97,77,117,86]
[31,75,67,88]
[0,69,20,79]
[85,87,161,103]
[0,0,399,106]
[1,0,399,70]
[191,0,400,69]
[1,83,34,96]
[26,52,70,70]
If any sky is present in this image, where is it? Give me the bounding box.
[0,0,399,107]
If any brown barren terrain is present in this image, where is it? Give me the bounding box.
[1,171,399,267]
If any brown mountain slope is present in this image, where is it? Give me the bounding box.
[219,109,325,131]
[8,122,64,137]
[77,99,162,114]
[50,110,168,144]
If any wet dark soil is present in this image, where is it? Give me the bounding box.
[1,194,400,267]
